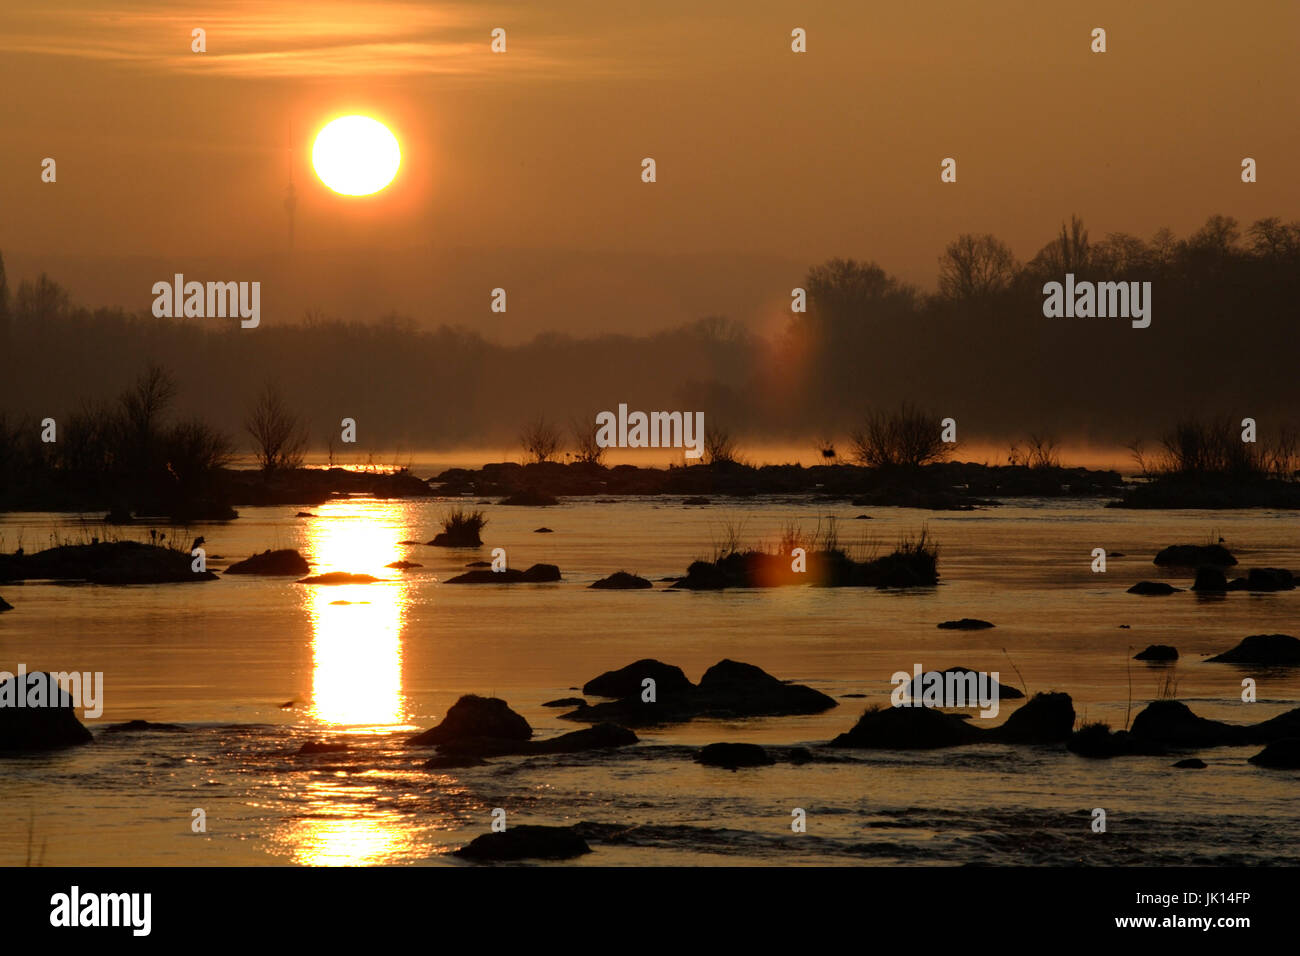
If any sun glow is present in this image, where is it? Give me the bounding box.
[301,502,410,726]
[311,115,401,196]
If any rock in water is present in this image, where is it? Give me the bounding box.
[1134,644,1179,661]
[1173,758,1207,769]
[542,697,586,708]
[936,618,995,630]
[297,740,349,755]
[527,723,637,754]
[0,595,12,612]
[445,563,561,584]
[1153,544,1236,567]
[1207,634,1300,665]
[1127,581,1182,595]
[224,549,310,576]
[454,825,591,861]
[828,705,983,749]
[906,667,1025,702]
[990,692,1076,744]
[695,742,775,769]
[296,572,383,585]
[1247,738,1300,769]
[590,571,653,590]
[1129,700,1244,747]
[583,659,694,699]
[408,695,532,746]
[1192,567,1228,592]
[0,672,94,751]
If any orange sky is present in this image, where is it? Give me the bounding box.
[1,0,1296,341]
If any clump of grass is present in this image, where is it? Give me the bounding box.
[1155,671,1180,700]
[710,518,747,561]
[441,506,486,538]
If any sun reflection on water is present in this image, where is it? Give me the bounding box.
[301,501,412,727]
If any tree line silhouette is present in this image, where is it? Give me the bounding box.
[1,212,1297,466]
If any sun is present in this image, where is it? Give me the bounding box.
[312,115,401,196]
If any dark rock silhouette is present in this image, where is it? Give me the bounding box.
[831,692,1075,750]
[0,595,11,612]
[542,697,586,708]
[1130,700,1243,747]
[1154,544,1236,567]
[429,529,481,547]
[0,672,94,751]
[296,572,383,585]
[988,692,1075,743]
[527,723,637,754]
[1192,567,1228,592]
[565,658,835,727]
[295,511,317,517]
[828,705,983,749]
[697,659,838,715]
[1127,581,1182,595]
[590,571,653,590]
[409,695,533,746]
[454,825,590,861]
[671,541,938,590]
[1207,634,1300,665]
[0,542,217,585]
[1068,723,1143,758]
[445,563,561,584]
[695,742,775,769]
[1173,758,1207,768]
[937,618,994,630]
[432,722,638,759]
[533,527,554,533]
[1248,738,1300,768]
[385,560,422,569]
[1134,644,1179,661]
[224,549,310,576]
[1229,568,1296,592]
[297,740,349,755]
[905,667,1024,703]
[102,719,187,733]
[583,659,693,699]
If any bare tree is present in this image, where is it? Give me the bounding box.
[1029,215,1091,276]
[850,403,951,468]
[519,415,562,464]
[1008,433,1061,469]
[937,234,1017,300]
[571,416,607,466]
[245,383,308,474]
[703,425,739,465]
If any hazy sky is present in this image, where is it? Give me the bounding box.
[2,0,1296,340]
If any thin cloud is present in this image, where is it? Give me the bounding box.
[0,0,611,78]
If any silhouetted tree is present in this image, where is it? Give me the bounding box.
[245,383,308,474]
[850,403,951,468]
[937,234,1016,300]
[570,415,607,465]
[519,415,562,463]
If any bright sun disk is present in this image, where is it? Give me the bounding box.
[312,115,401,196]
